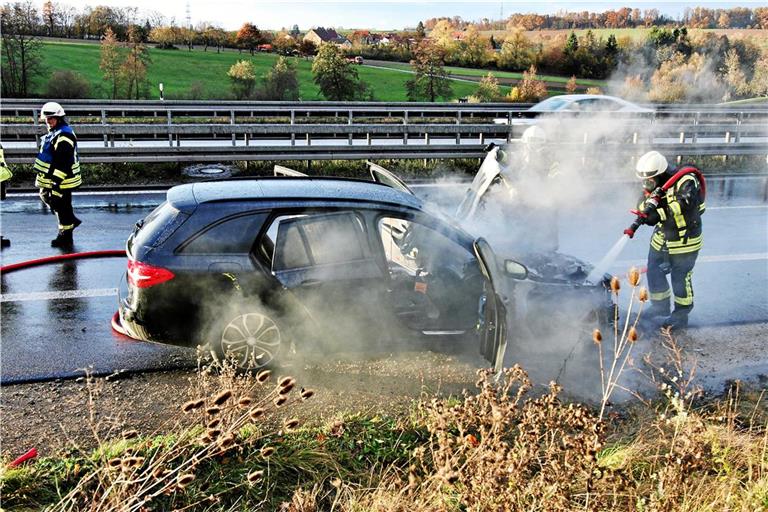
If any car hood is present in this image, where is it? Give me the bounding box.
[515,251,598,286]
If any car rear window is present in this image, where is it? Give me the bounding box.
[132,201,189,249]
[181,213,266,254]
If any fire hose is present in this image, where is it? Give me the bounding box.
[0,250,126,274]
[624,166,707,238]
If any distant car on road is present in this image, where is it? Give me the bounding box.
[494,94,653,126]
[346,56,364,65]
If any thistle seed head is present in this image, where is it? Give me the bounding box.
[181,399,205,413]
[610,276,621,294]
[207,418,222,429]
[592,329,603,345]
[256,370,272,383]
[278,382,295,395]
[628,267,641,287]
[628,327,638,343]
[121,429,139,439]
[639,287,649,302]
[260,446,275,458]
[284,418,300,430]
[300,388,315,400]
[206,428,222,440]
[237,396,253,408]
[205,406,221,416]
[247,470,264,484]
[249,407,266,420]
[274,396,287,407]
[278,376,295,388]
[218,433,236,449]
[212,390,233,406]
[108,458,122,469]
[177,473,195,488]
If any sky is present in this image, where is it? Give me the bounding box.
[65,1,767,31]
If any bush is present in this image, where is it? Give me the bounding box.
[45,70,91,99]
[506,65,547,102]
[227,60,256,100]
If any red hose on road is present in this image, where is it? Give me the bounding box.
[0,250,126,274]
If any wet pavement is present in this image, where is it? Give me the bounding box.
[1,177,766,385]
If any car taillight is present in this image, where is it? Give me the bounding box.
[127,260,175,289]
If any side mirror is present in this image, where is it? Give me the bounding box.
[503,260,528,280]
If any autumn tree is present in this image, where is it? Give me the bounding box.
[498,29,536,70]
[201,25,227,52]
[100,27,122,99]
[236,22,262,55]
[456,25,490,67]
[473,73,501,102]
[149,26,181,49]
[565,75,577,94]
[298,39,317,59]
[121,26,151,99]
[228,59,256,99]
[312,42,369,100]
[262,56,299,100]
[507,66,547,102]
[406,39,452,102]
[41,0,56,36]
[0,1,44,97]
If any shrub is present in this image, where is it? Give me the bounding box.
[506,65,547,102]
[474,73,501,102]
[227,60,256,99]
[45,70,91,99]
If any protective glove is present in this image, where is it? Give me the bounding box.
[623,228,635,239]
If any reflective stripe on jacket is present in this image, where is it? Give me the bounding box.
[34,124,82,190]
[641,169,705,255]
[0,146,11,183]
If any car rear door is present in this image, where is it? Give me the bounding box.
[266,210,388,343]
[473,238,508,372]
[368,162,414,195]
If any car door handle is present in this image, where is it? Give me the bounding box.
[300,279,321,287]
[208,262,243,272]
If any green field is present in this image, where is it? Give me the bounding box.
[35,41,488,101]
[366,59,605,87]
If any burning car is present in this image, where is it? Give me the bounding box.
[116,178,513,370]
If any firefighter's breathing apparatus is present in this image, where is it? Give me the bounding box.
[623,166,706,239]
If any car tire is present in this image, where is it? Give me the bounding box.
[211,308,287,370]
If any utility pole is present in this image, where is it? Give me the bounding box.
[186,0,192,29]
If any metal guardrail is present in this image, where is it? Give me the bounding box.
[2,100,767,163]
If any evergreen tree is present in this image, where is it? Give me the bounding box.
[416,21,426,39]
[564,31,579,55]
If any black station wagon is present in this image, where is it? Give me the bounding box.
[116,178,520,370]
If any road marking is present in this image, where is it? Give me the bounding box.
[708,205,768,210]
[1,288,118,303]
[615,253,768,267]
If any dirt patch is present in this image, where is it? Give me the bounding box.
[0,350,481,459]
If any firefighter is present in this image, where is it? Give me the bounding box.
[1,143,12,248]
[624,150,706,330]
[35,102,82,248]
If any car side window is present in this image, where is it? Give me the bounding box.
[266,212,369,271]
[181,213,266,254]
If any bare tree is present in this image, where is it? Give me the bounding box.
[58,3,77,38]
[1,1,44,97]
[41,0,56,36]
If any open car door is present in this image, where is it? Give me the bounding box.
[367,161,414,195]
[455,146,504,222]
[274,165,308,177]
[473,237,508,372]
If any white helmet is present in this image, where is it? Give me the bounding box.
[635,150,668,179]
[40,101,65,120]
[521,125,547,145]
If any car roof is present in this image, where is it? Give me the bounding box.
[167,177,424,212]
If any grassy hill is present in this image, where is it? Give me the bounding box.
[35,41,492,101]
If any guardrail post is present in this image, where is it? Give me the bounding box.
[679,131,685,144]
[290,110,295,125]
[403,111,408,125]
[33,109,40,147]
[692,112,699,143]
[367,133,371,146]
[479,132,484,145]
[736,112,742,143]
[101,109,108,148]
[456,129,460,145]
[231,110,236,147]
[348,110,353,125]
[632,132,638,145]
[167,111,173,147]
[245,133,250,147]
[424,133,430,145]
[306,133,311,146]
[291,133,296,147]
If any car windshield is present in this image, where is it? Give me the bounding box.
[529,97,570,112]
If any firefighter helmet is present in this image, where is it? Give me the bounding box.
[635,150,668,179]
[39,101,65,120]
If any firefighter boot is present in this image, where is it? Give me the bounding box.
[646,300,670,319]
[661,308,690,331]
[51,230,74,248]
[1,236,10,249]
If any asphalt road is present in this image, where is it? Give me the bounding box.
[1,177,766,384]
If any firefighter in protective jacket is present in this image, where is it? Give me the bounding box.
[35,101,83,248]
[625,150,706,330]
